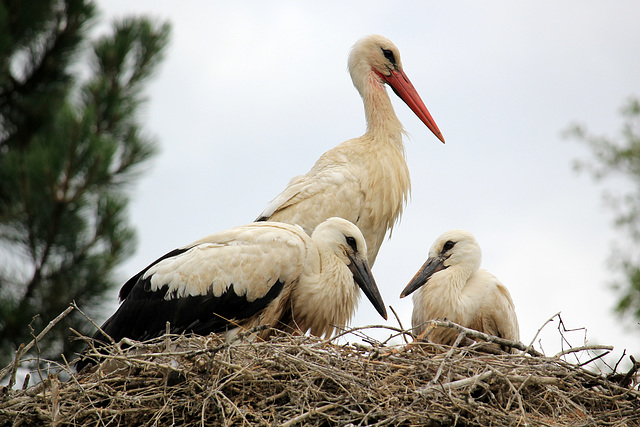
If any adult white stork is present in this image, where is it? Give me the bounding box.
[77,218,386,369]
[400,230,520,349]
[257,35,445,266]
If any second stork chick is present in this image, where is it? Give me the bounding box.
[400,230,519,351]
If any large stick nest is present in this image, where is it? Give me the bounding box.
[1,322,639,426]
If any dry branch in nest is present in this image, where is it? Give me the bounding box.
[1,318,639,426]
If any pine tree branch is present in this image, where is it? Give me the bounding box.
[0,7,170,366]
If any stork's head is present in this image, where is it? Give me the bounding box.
[312,217,387,320]
[400,229,482,298]
[348,34,445,143]
[348,35,403,87]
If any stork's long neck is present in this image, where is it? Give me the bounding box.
[293,248,359,339]
[361,73,405,150]
[318,249,359,330]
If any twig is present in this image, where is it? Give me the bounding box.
[388,305,410,345]
[554,345,614,358]
[556,315,588,357]
[72,302,118,347]
[578,351,609,368]
[606,355,639,388]
[21,373,30,390]
[0,304,75,383]
[523,312,560,357]
[429,330,467,386]
[29,316,45,385]
[502,374,528,424]
[505,374,530,412]
[165,321,171,351]
[612,350,627,374]
[280,403,338,427]
[8,343,26,391]
[215,389,250,425]
[79,352,191,375]
[50,374,60,427]
[324,324,409,345]
[420,319,543,357]
[419,370,494,395]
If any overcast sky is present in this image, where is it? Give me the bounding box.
[96,1,640,369]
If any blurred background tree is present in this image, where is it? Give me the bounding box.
[566,97,640,326]
[0,0,170,366]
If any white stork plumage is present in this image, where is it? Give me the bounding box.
[78,218,386,369]
[400,230,520,349]
[257,35,444,266]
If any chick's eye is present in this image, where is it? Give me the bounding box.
[381,48,396,64]
[443,240,455,252]
[346,236,357,251]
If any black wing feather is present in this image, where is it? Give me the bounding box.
[118,248,189,301]
[102,276,285,343]
[77,274,285,371]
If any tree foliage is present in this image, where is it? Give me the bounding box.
[566,97,640,324]
[0,0,170,366]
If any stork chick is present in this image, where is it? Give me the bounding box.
[257,35,445,265]
[77,218,386,370]
[400,230,519,349]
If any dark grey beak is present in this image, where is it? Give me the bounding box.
[400,255,447,298]
[348,254,387,320]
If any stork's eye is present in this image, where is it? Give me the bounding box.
[346,236,358,251]
[381,48,396,64]
[442,240,455,252]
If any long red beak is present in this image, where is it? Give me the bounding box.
[379,69,445,144]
